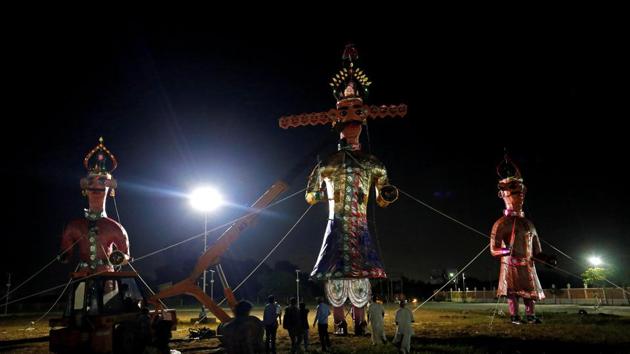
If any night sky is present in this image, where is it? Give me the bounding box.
[3,15,627,299]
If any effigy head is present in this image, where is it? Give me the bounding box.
[278,44,406,130]
[496,154,526,208]
[334,98,369,127]
[330,44,371,127]
[80,137,118,200]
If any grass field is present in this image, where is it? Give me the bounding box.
[1,303,630,353]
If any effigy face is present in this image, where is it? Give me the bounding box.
[84,175,109,209]
[499,179,526,211]
[335,99,368,125]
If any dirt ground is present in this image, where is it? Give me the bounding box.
[1,303,630,353]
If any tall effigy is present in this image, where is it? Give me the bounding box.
[490,154,556,324]
[59,137,130,273]
[279,45,406,333]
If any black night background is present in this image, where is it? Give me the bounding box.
[2,13,627,307]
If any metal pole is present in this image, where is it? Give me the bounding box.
[295,269,300,304]
[203,213,208,295]
[210,269,215,301]
[201,213,208,317]
[4,273,10,315]
[462,272,466,302]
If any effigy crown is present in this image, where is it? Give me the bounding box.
[80,137,118,194]
[279,45,407,130]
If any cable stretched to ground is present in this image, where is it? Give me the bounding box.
[400,188,630,297]
[1,237,83,302]
[217,204,313,307]
[28,263,80,328]
[399,189,490,240]
[4,270,111,307]
[127,262,167,308]
[132,188,306,263]
[3,188,306,309]
[412,244,489,313]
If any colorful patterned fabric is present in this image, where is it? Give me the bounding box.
[325,279,371,308]
[307,149,389,280]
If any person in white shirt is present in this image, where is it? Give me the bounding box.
[367,295,386,345]
[393,300,414,353]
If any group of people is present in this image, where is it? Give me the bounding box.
[260,293,415,354]
[263,296,332,353]
[367,295,415,353]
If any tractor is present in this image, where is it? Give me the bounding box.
[49,271,177,353]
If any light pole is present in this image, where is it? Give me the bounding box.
[295,269,301,304]
[203,213,208,296]
[462,272,467,303]
[190,187,223,318]
[210,269,215,301]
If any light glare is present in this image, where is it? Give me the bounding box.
[588,256,603,267]
[190,187,223,212]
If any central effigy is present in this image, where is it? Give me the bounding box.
[279,44,406,332]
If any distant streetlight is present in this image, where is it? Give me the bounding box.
[448,270,459,290]
[448,273,455,290]
[588,256,603,267]
[584,256,607,289]
[190,186,223,318]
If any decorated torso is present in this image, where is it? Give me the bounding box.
[491,215,541,264]
[306,148,390,280]
[62,211,129,272]
[307,149,390,216]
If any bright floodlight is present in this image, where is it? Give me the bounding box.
[588,256,603,267]
[190,187,223,212]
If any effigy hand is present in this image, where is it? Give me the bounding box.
[109,250,129,266]
[380,185,399,203]
[313,188,328,203]
[490,246,512,258]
